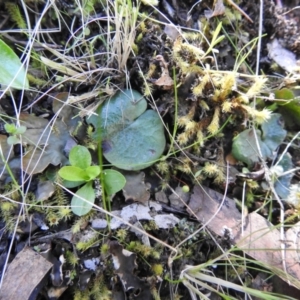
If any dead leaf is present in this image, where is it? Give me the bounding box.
[35,180,55,201]
[19,112,49,129]
[22,146,67,174]
[109,241,152,300]
[52,92,86,139]
[205,0,225,19]
[188,185,241,238]
[149,55,173,90]
[188,185,300,289]
[110,201,179,230]
[268,39,299,73]
[1,247,53,300]
[121,171,150,204]
[21,112,78,174]
[164,25,180,40]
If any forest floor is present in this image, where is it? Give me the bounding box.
[1,0,300,299]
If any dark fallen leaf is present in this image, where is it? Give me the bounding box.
[109,241,152,300]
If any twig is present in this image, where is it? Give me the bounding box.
[226,0,253,23]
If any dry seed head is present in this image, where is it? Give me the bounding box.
[197,130,204,147]
[192,81,205,97]
[58,206,72,220]
[177,132,189,145]
[0,201,16,212]
[246,77,268,98]
[236,94,249,104]
[185,120,197,131]
[219,73,236,99]
[241,105,272,124]
[192,74,210,97]
[146,63,157,78]
[207,107,220,135]
[212,88,221,101]
[142,82,154,97]
[203,162,219,176]
[179,162,192,174]
[177,115,191,127]
[287,184,300,206]
[253,108,272,124]
[199,100,210,110]
[222,100,232,113]
[213,172,225,184]
[246,180,260,190]
[156,160,169,174]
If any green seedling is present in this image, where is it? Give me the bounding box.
[4,123,27,145]
[58,145,126,216]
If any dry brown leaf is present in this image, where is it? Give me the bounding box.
[121,171,150,204]
[205,0,225,19]
[188,185,300,289]
[1,247,53,300]
[149,55,174,90]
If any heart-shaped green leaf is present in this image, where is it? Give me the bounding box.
[232,114,287,167]
[87,89,166,170]
[69,145,91,169]
[102,169,126,196]
[71,182,95,216]
[7,135,20,145]
[0,39,29,90]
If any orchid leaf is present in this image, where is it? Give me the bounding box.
[87,89,166,170]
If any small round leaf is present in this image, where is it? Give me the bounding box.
[102,169,126,196]
[85,165,101,180]
[71,182,95,216]
[69,145,91,169]
[58,166,89,181]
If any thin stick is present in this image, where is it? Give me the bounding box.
[226,0,253,23]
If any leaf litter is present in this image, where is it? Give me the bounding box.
[1,0,300,299]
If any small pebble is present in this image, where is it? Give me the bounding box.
[91,219,108,230]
